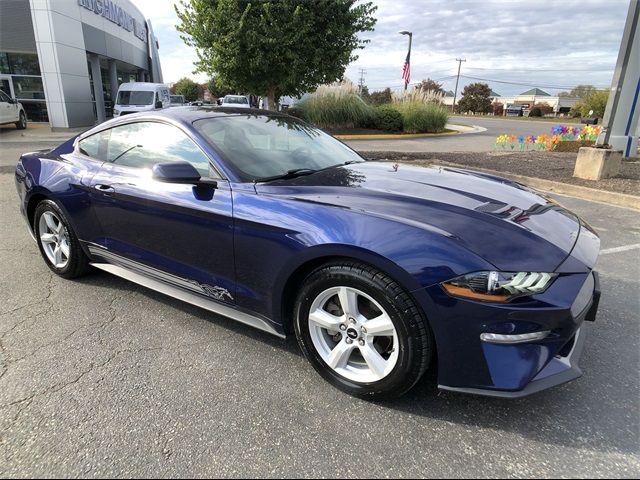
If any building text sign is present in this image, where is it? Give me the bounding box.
[78,0,147,42]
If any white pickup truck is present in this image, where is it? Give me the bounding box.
[0,90,27,129]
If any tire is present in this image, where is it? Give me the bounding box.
[34,200,89,279]
[294,261,434,400]
[15,111,27,130]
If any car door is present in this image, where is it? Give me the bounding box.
[0,90,13,123]
[88,120,236,302]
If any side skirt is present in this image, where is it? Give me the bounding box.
[89,259,286,340]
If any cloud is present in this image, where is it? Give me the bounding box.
[133,0,630,94]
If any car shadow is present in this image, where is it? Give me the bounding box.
[75,269,637,457]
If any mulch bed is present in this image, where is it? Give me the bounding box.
[362,151,640,196]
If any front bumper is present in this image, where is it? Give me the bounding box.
[428,271,600,398]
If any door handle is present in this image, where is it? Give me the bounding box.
[94,184,115,195]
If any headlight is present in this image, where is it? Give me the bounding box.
[114,109,120,115]
[442,271,557,302]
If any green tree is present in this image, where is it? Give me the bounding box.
[369,87,392,106]
[415,78,443,94]
[457,82,492,114]
[175,0,377,110]
[571,90,609,118]
[206,77,231,100]
[173,77,202,102]
[559,84,598,99]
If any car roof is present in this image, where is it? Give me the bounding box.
[78,106,294,140]
[118,82,167,91]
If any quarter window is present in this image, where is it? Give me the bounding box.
[78,133,103,159]
[106,122,213,177]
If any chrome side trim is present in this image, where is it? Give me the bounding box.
[88,261,285,339]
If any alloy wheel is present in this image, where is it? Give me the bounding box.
[307,286,399,383]
[38,211,70,269]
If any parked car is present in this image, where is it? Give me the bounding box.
[14,108,600,399]
[170,95,186,107]
[0,90,27,129]
[113,82,170,117]
[220,95,250,108]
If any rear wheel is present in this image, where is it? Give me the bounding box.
[34,200,89,279]
[294,262,433,399]
[15,111,27,130]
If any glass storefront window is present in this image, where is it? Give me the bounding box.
[0,53,9,74]
[7,53,40,75]
[21,102,49,123]
[12,76,45,100]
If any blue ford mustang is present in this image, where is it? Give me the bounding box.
[14,107,600,399]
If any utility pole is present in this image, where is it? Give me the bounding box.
[452,58,466,112]
[358,68,367,96]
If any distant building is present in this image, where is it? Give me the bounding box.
[443,87,579,115]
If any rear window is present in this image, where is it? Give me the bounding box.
[224,96,248,104]
[116,90,154,106]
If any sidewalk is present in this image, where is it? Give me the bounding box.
[365,151,640,209]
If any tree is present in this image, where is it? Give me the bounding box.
[206,77,231,100]
[175,0,377,110]
[360,85,371,103]
[559,84,597,99]
[369,87,392,106]
[457,83,492,114]
[570,90,609,118]
[173,77,202,102]
[415,78,443,94]
[491,101,503,116]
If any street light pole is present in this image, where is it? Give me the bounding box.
[399,30,412,91]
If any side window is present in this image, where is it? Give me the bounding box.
[106,122,213,177]
[77,130,108,160]
[0,90,9,102]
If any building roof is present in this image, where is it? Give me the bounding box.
[519,88,550,96]
[444,90,455,97]
[490,90,501,97]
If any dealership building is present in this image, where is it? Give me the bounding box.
[0,0,163,128]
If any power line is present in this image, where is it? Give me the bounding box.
[459,74,610,91]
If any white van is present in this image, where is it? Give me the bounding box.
[113,82,170,117]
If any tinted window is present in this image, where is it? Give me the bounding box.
[116,90,154,106]
[224,96,248,104]
[0,90,9,102]
[194,115,363,181]
[106,122,212,176]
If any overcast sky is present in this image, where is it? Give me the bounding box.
[133,0,630,96]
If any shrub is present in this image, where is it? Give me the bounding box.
[529,107,542,117]
[492,102,504,116]
[374,105,403,132]
[394,101,449,133]
[369,87,392,106]
[298,81,373,129]
[285,105,307,121]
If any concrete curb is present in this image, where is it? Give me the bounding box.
[334,123,486,140]
[428,160,640,210]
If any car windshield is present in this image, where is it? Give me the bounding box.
[170,95,184,104]
[224,96,248,104]
[116,90,154,106]
[194,115,364,182]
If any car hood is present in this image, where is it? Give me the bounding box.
[256,162,589,272]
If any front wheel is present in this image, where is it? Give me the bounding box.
[15,111,27,130]
[294,262,434,399]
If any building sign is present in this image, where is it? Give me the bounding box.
[78,0,147,42]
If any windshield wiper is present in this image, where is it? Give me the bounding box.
[255,168,318,183]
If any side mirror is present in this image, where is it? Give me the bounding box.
[152,161,201,184]
[8,98,17,104]
[155,100,163,109]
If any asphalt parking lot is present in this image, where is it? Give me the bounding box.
[0,139,639,477]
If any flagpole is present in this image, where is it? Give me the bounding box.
[400,30,412,91]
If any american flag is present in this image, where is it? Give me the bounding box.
[402,50,411,87]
